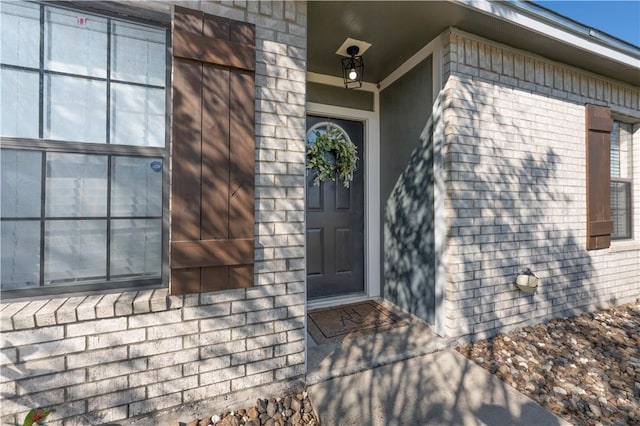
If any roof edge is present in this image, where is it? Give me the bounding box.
[512,1,639,55]
[454,0,640,69]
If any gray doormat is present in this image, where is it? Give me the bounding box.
[307,300,409,345]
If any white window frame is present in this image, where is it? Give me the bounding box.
[609,116,639,251]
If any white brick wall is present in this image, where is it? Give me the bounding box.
[442,29,640,340]
[2,289,306,425]
[0,1,307,425]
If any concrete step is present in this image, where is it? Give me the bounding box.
[306,299,450,386]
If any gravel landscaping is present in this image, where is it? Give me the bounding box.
[457,301,640,426]
[176,392,319,426]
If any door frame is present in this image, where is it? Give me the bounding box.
[305,102,381,309]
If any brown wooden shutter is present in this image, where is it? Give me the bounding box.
[585,104,613,250]
[170,6,255,294]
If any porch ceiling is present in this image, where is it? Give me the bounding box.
[307,1,640,87]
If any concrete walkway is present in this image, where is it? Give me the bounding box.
[306,299,570,426]
[308,349,571,426]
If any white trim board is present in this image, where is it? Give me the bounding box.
[307,293,372,311]
[378,35,441,94]
[307,72,378,93]
[305,102,382,304]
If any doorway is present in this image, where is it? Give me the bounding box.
[306,115,365,300]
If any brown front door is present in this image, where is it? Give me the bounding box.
[306,116,365,299]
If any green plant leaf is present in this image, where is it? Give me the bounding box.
[23,409,51,426]
[23,409,36,426]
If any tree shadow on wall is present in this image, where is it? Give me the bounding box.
[384,71,601,340]
[383,102,437,324]
[444,76,599,340]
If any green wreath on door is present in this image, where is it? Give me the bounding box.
[306,124,358,188]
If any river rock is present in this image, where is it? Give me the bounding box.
[456,301,640,426]
[553,386,568,396]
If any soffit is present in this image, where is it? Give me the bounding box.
[307,1,640,87]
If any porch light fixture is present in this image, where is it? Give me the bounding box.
[342,45,364,89]
[514,268,539,294]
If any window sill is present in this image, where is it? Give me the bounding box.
[609,240,640,253]
[0,288,185,332]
